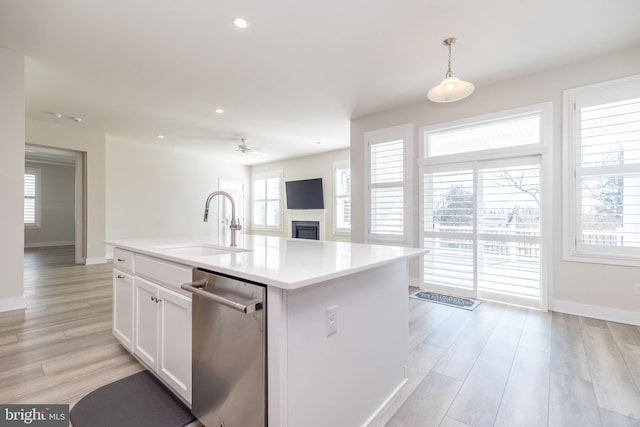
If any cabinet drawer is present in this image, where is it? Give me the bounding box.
[113,248,135,273]
[135,254,192,294]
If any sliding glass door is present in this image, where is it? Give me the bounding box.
[422,157,544,308]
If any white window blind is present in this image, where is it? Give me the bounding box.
[423,169,475,290]
[252,171,282,230]
[334,162,351,233]
[564,75,640,265]
[370,140,404,237]
[477,163,541,298]
[365,123,413,245]
[24,168,41,227]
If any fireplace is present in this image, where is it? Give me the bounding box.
[292,221,320,240]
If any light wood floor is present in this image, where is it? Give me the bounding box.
[370,291,640,427]
[1,246,143,406]
[4,247,640,426]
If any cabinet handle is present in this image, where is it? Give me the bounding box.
[116,258,125,262]
[150,295,156,302]
[156,298,162,303]
[116,275,125,279]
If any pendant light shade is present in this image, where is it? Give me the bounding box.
[427,37,475,103]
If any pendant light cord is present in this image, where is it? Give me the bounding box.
[446,41,453,78]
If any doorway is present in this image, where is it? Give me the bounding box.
[422,157,545,308]
[24,145,85,265]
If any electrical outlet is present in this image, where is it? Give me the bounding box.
[635,283,640,296]
[326,305,338,337]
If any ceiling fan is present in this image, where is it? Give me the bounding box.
[229,138,267,164]
[235,138,254,154]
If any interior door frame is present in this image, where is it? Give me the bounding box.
[24,144,85,265]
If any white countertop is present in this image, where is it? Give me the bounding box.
[106,235,425,290]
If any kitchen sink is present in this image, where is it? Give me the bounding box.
[154,244,250,257]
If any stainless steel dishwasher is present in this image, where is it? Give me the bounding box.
[182,268,266,427]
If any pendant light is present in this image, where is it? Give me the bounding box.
[427,37,475,103]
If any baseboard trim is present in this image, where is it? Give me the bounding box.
[85,257,108,265]
[0,296,27,313]
[361,377,408,427]
[552,299,640,326]
[24,241,75,248]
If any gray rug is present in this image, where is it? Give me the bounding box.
[410,291,481,311]
[70,370,195,427]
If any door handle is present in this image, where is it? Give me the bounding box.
[181,280,262,314]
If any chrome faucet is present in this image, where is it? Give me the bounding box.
[203,191,242,247]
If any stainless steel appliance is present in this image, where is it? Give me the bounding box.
[182,269,266,427]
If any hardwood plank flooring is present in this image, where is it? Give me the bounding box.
[0,247,143,407]
[4,248,640,426]
[371,291,640,426]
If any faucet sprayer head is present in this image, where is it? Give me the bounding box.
[203,208,209,222]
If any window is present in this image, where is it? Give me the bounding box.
[424,113,542,158]
[364,124,413,245]
[421,104,551,309]
[427,115,541,157]
[252,171,282,231]
[563,75,640,266]
[334,161,351,234]
[24,167,41,228]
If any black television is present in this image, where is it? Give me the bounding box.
[285,178,324,209]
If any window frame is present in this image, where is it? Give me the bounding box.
[251,170,283,232]
[24,167,41,229]
[562,74,640,267]
[419,103,552,310]
[364,123,413,246]
[420,103,551,166]
[333,160,351,235]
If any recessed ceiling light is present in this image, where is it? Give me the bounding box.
[72,117,82,123]
[215,108,225,114]
[156,134,165,139]
[52,112,63,119]
[232,17,249,29]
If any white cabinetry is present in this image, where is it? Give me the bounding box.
[111,248,193,405]
[158,286,192,398]
[134,277,159,368]
[112,248,134,351]
[134,276,192,403]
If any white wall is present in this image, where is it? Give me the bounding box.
[251,148,351,242]
[0,47,25,312]
[105,136,251,254]
[26,119,106,263]
[24,161,75,247]
[351,47,640,319]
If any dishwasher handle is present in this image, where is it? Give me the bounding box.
[181,279,263,314]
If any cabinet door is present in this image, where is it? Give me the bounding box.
[158,287,192,404]
[113,270,134,350]
[134,277,159,369]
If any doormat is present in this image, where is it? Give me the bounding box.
[70,370,196,427]
[410,291,481,311]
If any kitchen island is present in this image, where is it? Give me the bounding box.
[106,234,424,427]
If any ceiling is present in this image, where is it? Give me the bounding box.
[1,1,639,164]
